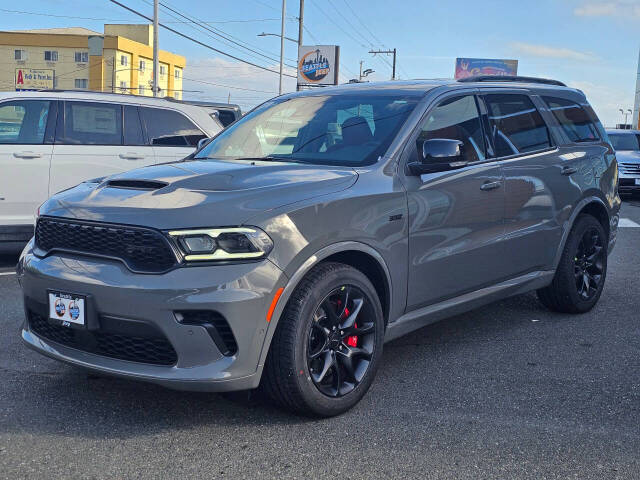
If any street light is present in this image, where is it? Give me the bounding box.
[258,32,299,44]
[620,108,633,128]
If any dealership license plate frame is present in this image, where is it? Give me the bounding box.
[47,291,87,329]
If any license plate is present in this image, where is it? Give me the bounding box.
[48,291,86,327]
[635,179,640,186]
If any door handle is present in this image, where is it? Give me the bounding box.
[480,181,502,191]
[561,166,578,176]
[13,151,42,159]
[119,153,146,160]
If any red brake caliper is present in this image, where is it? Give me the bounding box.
[343,307,358,347]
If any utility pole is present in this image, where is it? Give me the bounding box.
[152,0,159,97]
[369,48,397,80]
[296,0,304,92]
[359,60,363,82]
[279,0,286,95]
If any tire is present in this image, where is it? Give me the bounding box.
[537,214,608,313]
[261,262,385,417]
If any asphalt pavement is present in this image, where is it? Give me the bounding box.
[1,202,639,479]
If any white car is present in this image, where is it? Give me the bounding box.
[0,91,223,250]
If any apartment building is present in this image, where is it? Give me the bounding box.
[0,24,185,99]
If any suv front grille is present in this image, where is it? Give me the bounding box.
[620,162,640,175]
[35,217,177,273]
[28,311,178,366]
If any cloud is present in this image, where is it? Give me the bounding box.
[182,57,297,110]
[510,42,597,61]
[573,1,640,18]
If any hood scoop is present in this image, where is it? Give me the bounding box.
[105,179,169,191]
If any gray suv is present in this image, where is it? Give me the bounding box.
[607,129,640,195]
[18,77,620,416]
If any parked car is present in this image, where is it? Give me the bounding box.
[178,100,242,127]
[607,129,640,195]
[0,91,223,251]
[18,76,620,417]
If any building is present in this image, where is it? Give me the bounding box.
[0,24,185,99]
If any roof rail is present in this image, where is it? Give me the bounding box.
[457,75,566,87]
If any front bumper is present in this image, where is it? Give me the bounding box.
[18,246,287,392]
[618,170,640,194]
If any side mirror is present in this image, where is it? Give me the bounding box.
[197,137,210,150]
[408,138,468,175]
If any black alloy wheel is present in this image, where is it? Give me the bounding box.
[262,262,384,417]
[537,214,608,313]
[573,227,605,301]
[306,285,376,398]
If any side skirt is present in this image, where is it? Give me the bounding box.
[385,270,555,343]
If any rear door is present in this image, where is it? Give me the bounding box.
[403,92,507,310]
[480,91,572,276]
[139,106,207,164]
[49,101,154,195]
[0,99,55,227]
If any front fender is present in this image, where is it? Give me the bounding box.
[254,241,393,375]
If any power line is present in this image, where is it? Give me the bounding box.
[152,0,297,68]
[108,0,296,78]
[325,0,374,48]
[340,0,384,46]
[310,1,367,48]
[183,77,278,94]
[0,8,286,24]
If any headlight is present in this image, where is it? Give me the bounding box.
[168,227,273,261]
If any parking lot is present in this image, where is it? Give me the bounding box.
[0,201,638,479]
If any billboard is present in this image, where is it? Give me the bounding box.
[297,45,340,86]
[15,68,54,91]
[454,58,518,80]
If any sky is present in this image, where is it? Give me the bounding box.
[2,0,640,126]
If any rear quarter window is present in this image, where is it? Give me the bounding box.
[140,107,206,147]
[542,96,600,143]
[483,94,552,157]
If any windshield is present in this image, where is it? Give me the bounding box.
[609,133,640,151]
[195,94,420,167]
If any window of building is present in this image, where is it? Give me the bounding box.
[160,65,166,75]
[418,95,486,163]
[174,69,181,79]
[74,79,88,89]
[140,107,206,146]
[62,101,122,145]
[120,55,128,66]
[138,85,145,95]
[14,50,27,61]
[44,51,58,62]
[174,91,181,100]
[483,94,552,157]
[120,81,128,93]
[74,51,89,63]
[139,60,145,71]
[0,100,50,144]
[542,96,599,143]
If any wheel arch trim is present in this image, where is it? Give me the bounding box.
[553,195,612,270]
[255,241,393,373]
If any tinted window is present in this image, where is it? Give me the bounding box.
[140,107,205,147]
[0,100,50,144]
[196,94,419,167]
[418,95,485,162]
[484,94,551,157]
[124,105,144,145]
[609,133,640,151]
[63,102,122,145]
[543,96,599,143]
